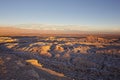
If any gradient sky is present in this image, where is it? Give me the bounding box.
[0,0,120,31]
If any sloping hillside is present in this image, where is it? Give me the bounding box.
[0,52,71,80]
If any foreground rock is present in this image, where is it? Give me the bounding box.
[0,52,71,80]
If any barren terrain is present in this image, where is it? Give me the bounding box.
[0,35,120,80]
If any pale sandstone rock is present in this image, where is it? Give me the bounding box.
[26,59,42,67]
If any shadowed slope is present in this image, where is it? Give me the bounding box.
[0,52,72,80]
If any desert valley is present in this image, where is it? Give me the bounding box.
[0,32,120,80]
[0,0,120,80]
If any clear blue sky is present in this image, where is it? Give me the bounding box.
[0,0,120,31]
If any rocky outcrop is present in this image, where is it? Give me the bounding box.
[26,59,42,67]
[0,36,120,80]
[0,37,17,43]
[0,52,71,80]
[86,35,109,43]
[55,45,64,52]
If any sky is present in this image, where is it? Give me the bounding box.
[0,0,120,32]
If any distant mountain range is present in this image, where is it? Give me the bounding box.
[0,26,87,36]
[0,25,119,36]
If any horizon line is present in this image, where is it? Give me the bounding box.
[0,24,120,33]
